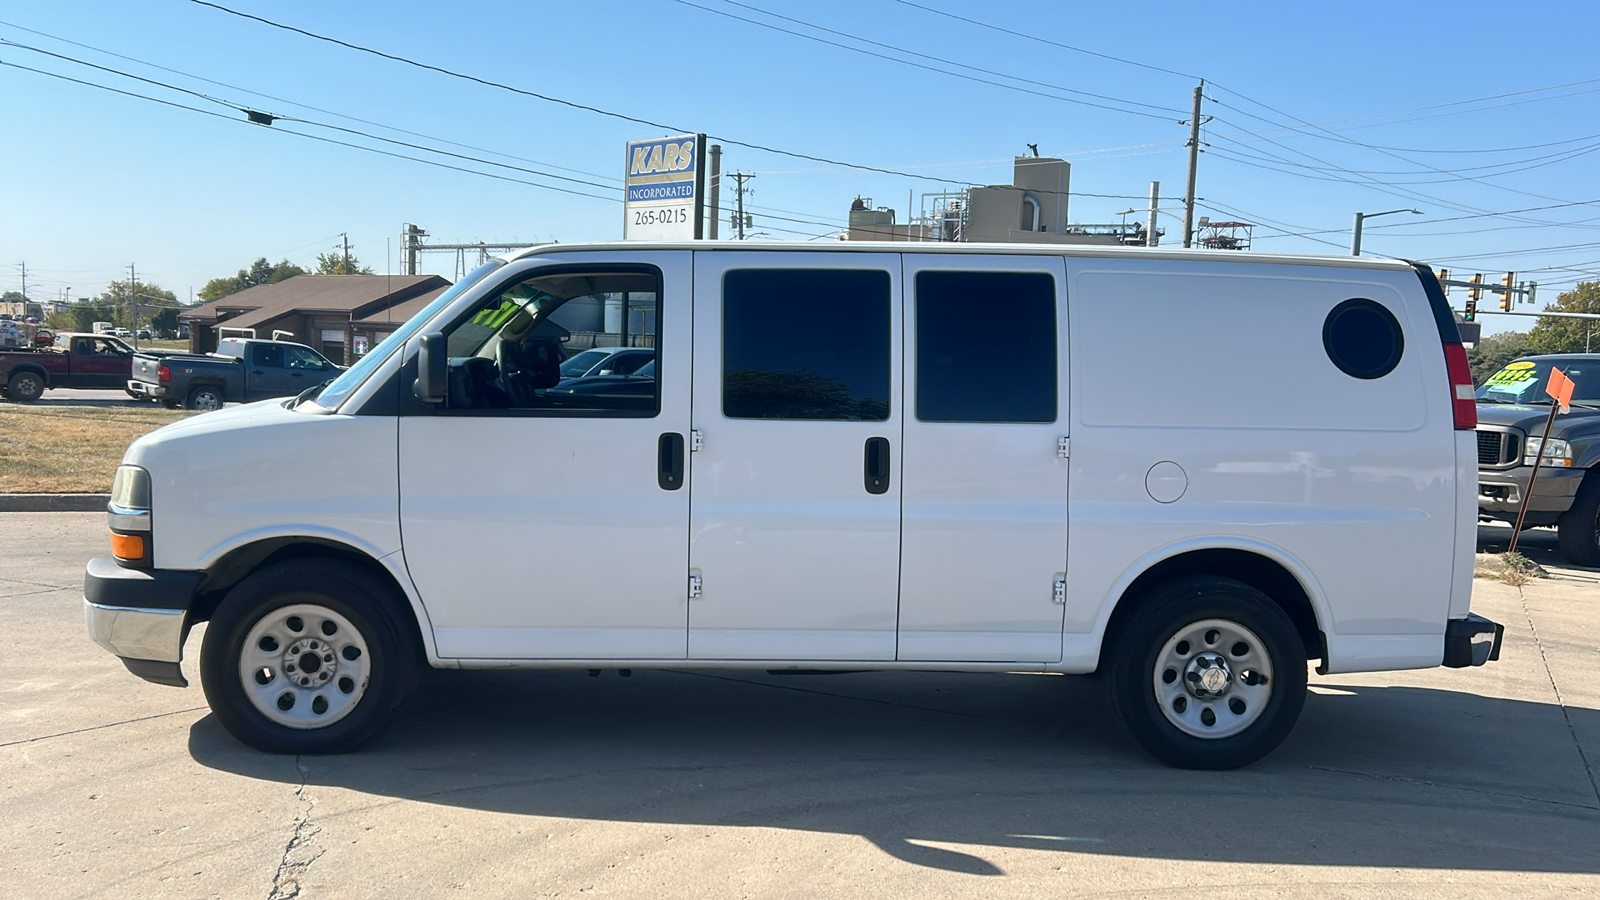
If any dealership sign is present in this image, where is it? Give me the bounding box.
[624,134,705,240]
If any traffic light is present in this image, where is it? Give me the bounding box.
[1468,273,1483,301]
[1465,298,1477,321]
[1438,268,1449,294]
[1500,272,1515,311]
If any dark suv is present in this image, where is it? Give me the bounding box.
[1476,354,1600,565]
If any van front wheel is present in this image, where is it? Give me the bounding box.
[199,559,416,754]
[1108,576,1306,770]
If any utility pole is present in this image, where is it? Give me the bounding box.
[403,224,426,275]
[1182,80,1206,249]
[707,144,722,240]
[19,261,25,302]
[1146,181,1160,247]
[729,172,754,240]
[341,233,351,275]
[129,262,139,350]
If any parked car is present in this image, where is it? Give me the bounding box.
[127,337,343,410]
[112,327,132,338]
[557,346,655,381]
[544,360,656,408]
[1475,354,1600,565]
[136,328,153,340]
[0,332,140,402]
[85,245,1500,770]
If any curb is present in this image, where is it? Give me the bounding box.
[0,494,110,512]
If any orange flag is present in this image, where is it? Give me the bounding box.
[1547,367,1575,414]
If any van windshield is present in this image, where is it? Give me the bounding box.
[309,260,506,411]
[1477,358,1600,408]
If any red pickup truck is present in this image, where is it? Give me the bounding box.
[0,332,141,402]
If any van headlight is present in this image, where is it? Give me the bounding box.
[110,465,151,513]
[1524,438,1573,468]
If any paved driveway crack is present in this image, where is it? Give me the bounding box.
[267,756,324,900]
[1519,584,1600,808]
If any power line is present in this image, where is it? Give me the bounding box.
[676,0,1184,119]
[184,0,989,188]
[886,0,1199,81]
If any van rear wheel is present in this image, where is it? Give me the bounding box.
[1108,576,1306,770]
[199,559,416,754]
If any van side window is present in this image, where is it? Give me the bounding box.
[421,267,661,416]
[722,269,891,421]
[916,270,1057,423]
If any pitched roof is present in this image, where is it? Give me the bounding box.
[351,285,451,330]
[180,275,451,328]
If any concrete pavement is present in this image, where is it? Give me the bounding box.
[2,513,1596,898]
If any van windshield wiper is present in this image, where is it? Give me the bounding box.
[290,380,331,409]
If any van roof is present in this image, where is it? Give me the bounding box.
[500,240,1419,272]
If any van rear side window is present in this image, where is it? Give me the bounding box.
[722,269,891,420]
[916,270,1057,423]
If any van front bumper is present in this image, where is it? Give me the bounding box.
[1443,613,1504,668]
[83,557,203,687]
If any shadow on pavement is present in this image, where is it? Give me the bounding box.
[189,667,1600,876]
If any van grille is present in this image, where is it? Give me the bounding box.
[1477,430,1521,467]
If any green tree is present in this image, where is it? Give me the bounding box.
[198,257,307,301]
[1466,331,1532,385]
[96,280,179,330]
[1526,281,1600,355]
[315,251,374,276]
[0,291,24,305]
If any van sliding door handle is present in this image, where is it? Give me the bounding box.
[658,432,685,491]
[864,436,891,495]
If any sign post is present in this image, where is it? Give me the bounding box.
[624,134,706,240]
[1508,366,1576,555]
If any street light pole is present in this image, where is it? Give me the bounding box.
[1351,208,1422,255]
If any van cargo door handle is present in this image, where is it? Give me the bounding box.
[658,432,685,491]
[864,437,890,495]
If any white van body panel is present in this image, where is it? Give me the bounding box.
[1063,259,1457,673]
[687,250,903,660]
[896,253,1070,662]
[399,251,693,660]
[112,243,1472,680]
[129,400,402,573]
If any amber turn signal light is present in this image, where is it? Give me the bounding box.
[110,531,146,561]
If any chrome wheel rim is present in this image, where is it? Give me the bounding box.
[193,391,221,411]
[1152,617,1273,739]
[239,603,370,730]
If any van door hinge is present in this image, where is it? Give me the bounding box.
[688,573,703,599]
[1057,436,1070,459]
[690,429,704,452]
[1052,576,1066,605]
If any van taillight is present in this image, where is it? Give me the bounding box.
[1444,343,1476,430]
[157,364,170,383]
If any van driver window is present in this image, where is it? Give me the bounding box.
[424,268,661,416]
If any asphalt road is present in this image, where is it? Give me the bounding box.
[2,387,167,408]
[3,514,1597,898]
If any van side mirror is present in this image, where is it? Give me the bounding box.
[413,333,447,405]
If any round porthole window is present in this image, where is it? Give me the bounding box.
[1323,298,1404,380]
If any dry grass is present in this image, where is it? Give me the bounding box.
[0,405,194,493]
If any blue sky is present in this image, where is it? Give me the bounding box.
[3,0,1598,333]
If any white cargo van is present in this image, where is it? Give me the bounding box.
[85,242,1501,769]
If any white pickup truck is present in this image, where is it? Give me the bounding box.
[84,242,1501,769]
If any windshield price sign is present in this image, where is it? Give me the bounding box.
[624,134,705,240]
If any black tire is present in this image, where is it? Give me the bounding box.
[199,558,417,754]
[1556,474,1600,567]
[1107,576,1307,770]
[186,385,223,411]
[7,370,44,403]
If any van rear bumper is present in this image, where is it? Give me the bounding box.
[83,557,202,687]
[1443,613,1504,668]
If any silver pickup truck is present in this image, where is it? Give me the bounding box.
[128,337,344,410]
